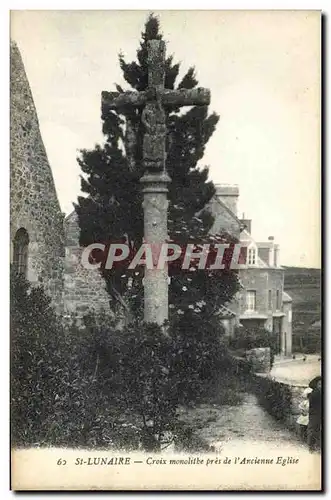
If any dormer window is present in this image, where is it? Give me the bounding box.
[248,247,256,266]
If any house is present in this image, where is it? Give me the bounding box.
[210,184,293,356]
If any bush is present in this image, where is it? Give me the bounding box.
[11,270,65,446]
[10,271,123,449]
[168,312,230,401]
[11,271,234,451]
[113,322,179,451]
[255,377,292,422]
[110,313,234,450]
[10,273,179,450]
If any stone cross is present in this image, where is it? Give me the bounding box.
[102,40,210,325]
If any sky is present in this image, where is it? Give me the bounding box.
[10,10,321,268]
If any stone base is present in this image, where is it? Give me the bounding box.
[246,347,271,373]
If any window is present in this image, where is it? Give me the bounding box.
[246,291,256,311]
[268,289,272,310]
[13,228,29,277]
[288,309,292,323]
[276,289,281,310]
[248,247,256,265]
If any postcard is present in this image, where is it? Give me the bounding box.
[10,10,321,491]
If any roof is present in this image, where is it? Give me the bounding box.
[212,196,246,232]
[240,230,271,269]
[272,312,285,318]
[256,256,268,268]
[310,319,321,330]
[257,242,273,248]
[64,209,77,223]
[216,304,236,318]
[240,312,268,320]
[240,229,254,244]
[282,291,292,303]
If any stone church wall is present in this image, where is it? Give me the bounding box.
[10,41,64,310]
[10,41,117,321]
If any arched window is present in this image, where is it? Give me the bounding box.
[13,228,29,277]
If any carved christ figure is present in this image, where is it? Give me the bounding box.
[141,90,167,172]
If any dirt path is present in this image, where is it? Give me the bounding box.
[178,388,305,451]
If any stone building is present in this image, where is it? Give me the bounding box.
[10,41,64,310]
[211,184,293,356]
[63,210,111,318]
[10,40,111,320]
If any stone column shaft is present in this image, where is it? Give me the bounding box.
[140,172,170,325]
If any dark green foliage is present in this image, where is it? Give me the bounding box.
[76,13,239,311]
[255,376,292,422]
[11,269,233,450]
[169,312,230,398]
[97,316,234,450]
[11,270,63,446]
[115,322,179,451]
[9,272,198,449]
[10,271,130,449]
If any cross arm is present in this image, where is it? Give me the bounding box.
[101,87,210,114]
[162,88,210,107]
[101,90,147,112]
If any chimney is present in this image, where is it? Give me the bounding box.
[268,236,274,266]
[215,184,239,216]
[240,212,252,234]
[274,244,280,267]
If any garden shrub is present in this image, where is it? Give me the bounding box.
[11,270,66,446]
[10,271,122,448]
[255,376,292,422]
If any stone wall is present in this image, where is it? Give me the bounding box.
[246,347,271,373]
[282,301,293,356]
[254,374,309,439]
[63,211,113,322]
[10,41,64,310]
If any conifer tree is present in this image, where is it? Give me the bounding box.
[76,14,240,321]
